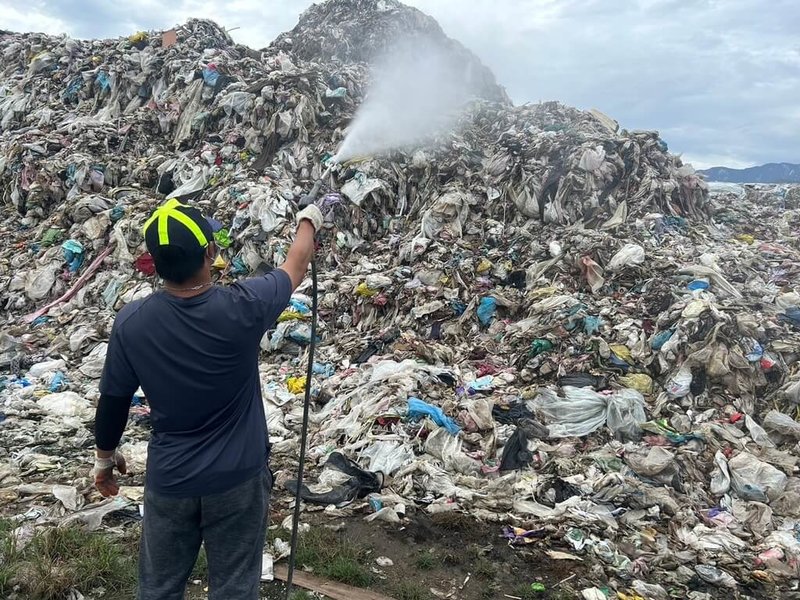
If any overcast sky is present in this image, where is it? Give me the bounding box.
[3,0,798,169]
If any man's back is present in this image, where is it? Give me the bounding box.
[100,271,292,496]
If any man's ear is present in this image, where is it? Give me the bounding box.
[206,242,217,261]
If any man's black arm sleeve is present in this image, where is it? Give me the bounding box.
[94,394,131,451]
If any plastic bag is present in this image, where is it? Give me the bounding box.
[28,359,67,378]
[424,427,479,474]
[25,264,59,300]
[533,386,646,438]
[745,414,774,447]
[78,343,108,379]
[763,410,800,441]
[407,397,460,435]
[360,442,413,476]
[694,565,737,588]
[710,450,731,495]
[618,373,653,395]
[37,392,91,418]
[580,256,605,293]
[607,243,645,271]
[651,329,674,350]
[499,427,532,471]
[477,296,496,326]
[666,366,692,398]
[728,451,787,503]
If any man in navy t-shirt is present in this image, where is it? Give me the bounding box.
[94,198,323,600]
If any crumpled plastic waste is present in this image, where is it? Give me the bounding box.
[284,451,384,507]
[533,387,646,439]
[407,397,460,435]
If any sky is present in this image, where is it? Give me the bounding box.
[2,0,798,169]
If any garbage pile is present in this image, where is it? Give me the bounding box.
[1,0,799,596]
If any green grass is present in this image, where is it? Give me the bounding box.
[289,591,316,600]
[391,580,432,600]
[0,520,16,594]
[473,556,495,580]
[191,545,208,580]
[291,527,373,588]
[414,549,438,571]
[0,519,137,599]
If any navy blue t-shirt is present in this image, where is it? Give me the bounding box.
[99,270,292,497]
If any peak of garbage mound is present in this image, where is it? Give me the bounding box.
[272,0,510,104]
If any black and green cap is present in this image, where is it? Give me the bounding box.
[143,199,213,255]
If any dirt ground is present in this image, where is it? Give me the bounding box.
[259,511,582,600]
[252,507,743,600]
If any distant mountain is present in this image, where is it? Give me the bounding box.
[698,162,800,183]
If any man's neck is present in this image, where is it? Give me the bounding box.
[163,274,213,298]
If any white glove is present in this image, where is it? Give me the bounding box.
[296,205,324,232]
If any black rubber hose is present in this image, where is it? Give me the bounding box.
[284,258,317,599]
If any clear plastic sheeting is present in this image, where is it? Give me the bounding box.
[533,387,646,438]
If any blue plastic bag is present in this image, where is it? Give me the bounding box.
[779,307,800,328]
[583,316,603,335]
[688,280,710,291]
[651,329,674,350]
[477,296,497,326]
[61,240,84,273]
[407,397,460,435]
[49,372,66,392]
[96,71,112,91]
[312,362,335,377]
[468,375,494,394]
[202,67,220,86]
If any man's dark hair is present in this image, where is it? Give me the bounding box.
[151,246,206,284]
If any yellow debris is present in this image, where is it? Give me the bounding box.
[128,31,148,43]
[212,255,227,269]
[609,344,632,363]
[530,287,557,299]
[618,373,653,394]
[287,376,307,394]
[277,309,308,322]
[355,282,378,297]
[736,233,755,244]
[476,258,493,274]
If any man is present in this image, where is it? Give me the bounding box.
[93,197,324,600]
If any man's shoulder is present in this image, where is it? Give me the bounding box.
[225,269,292,300]
[113,294,158,331]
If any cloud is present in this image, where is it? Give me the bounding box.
[405,0,800,167]
[1,0,797,168]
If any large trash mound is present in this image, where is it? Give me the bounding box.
[2,0,800,596]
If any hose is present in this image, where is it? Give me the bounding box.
[284,258,318,599]
[284,165,333,599]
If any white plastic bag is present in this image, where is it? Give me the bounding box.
[25,264,59,300]
[710,450,731,495]
[728,452,787,503]
[607,243,645,271]
[533,386,646,438]
[666,366,693,398]
[37,392,91,418]
[745,414,775,447]
[763,410,800,440]
[28,359,67,378]
[360,441,413,476]
[79,343,108,379]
